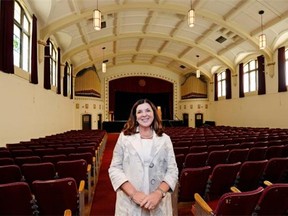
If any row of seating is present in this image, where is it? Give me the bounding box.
[0,158,93,203]
[6,129,106,149]
[192,181,288,216]
[178,157,288,203]
[176,146,288,174]
[0,177,84,216]
[165,126,288,146]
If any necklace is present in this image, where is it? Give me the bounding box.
[140,129,153,139]
[140,134,153,139]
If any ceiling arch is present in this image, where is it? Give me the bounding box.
[30,0,288,80]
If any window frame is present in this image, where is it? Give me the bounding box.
[13,0,31,73]
[243,59,258,94]
[48,40,58,88]
[217,70,226,98]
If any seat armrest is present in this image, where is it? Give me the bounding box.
[264,180,272,186]
[78,180,85,216]
[230,186,241,193]
[193,193,213,215]
[64,209,72,216]
[87,164,91,173]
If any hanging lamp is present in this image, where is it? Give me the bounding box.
[258,10,266,49]
[196,55,200,78]
[188,0,195,27]
[93,0,101,31]
[102,47,106,73]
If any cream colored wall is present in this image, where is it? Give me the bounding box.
[209,57,288,128]
[209,92,288,128]
[0,71,74,147]
[73,97,104,130]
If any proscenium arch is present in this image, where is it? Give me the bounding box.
[103,71,179,122]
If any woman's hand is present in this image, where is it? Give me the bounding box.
[132,191,147,205]
[140,190,162,210]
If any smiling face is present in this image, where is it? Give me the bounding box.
[136,102,154,129]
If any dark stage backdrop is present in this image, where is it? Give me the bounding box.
[114,92,171,120]
[109,76,173,121]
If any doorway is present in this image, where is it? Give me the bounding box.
[183,113,189,127]
[82,114,92,130]
[195,113,203,128]
[97,114,102,129]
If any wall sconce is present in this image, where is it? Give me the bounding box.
[93,0,101,31]
[188,0,195,27]
[258,10,266,49]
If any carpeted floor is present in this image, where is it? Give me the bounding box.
[89,133,118,216]
[89,133,192,216]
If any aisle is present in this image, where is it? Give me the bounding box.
[89,133,119,216]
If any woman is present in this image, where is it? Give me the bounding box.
[108,99,178,216]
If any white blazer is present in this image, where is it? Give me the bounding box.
[109,131,179,216]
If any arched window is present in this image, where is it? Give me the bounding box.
[217,71,226,97]
[13,0,31,72]
[48,40,58,87]
[243,59,258,93]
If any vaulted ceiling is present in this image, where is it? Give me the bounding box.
[29,0,288,80]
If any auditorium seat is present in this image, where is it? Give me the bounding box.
[239,141,254,149]
[0,148,11,157]
[55,147,77,155]
[33,148,55,157]
[253,182,288,215]
[32,177,84,216]
[14,156,41,166]
[206,150,229,169]
[68,153,94,201]
[224,143,240,150]
[183,152,208,168]
[207,144,225,153]
[226,148,249,163]
[261,157,288,184]
[246,147,267,161]
[265,145,285,159]
[56,159,90,203]
[234,160,268,192]
[254,141,268,147]
[189,145,207,153]
[0,157,14,166]
[0,181,37,215]
[193,187,263,216]
[10,149,34,157]
[178,166,211,202]
[0,164,23,184]
[173,147,189,157]
[21,162,56,187]
[42,154,67,165]
[175,154,185,177]
[204,162,241,201]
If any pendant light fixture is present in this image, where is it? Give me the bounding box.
[196,55,200,78]
[102,47,106,73]
[93,0,101,31]
[188,0,195,27]
[258,10,266,50]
